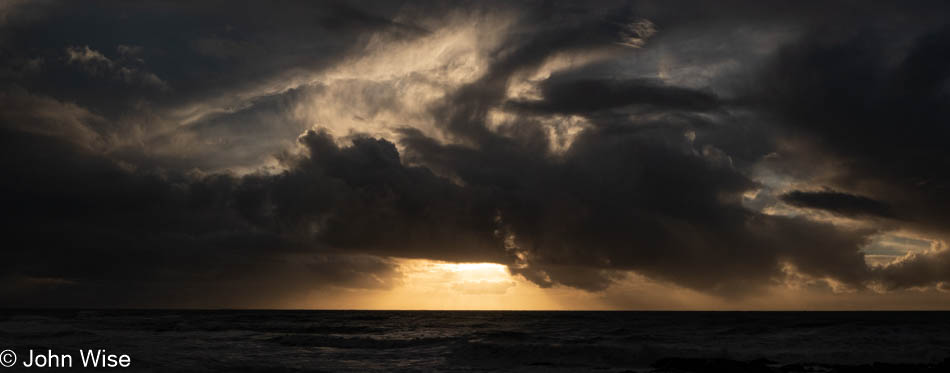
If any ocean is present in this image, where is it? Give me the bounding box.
[1,310,948,372]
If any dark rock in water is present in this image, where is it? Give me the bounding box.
[810,360,950,373]
[651,357,777,373]
[650,357,950,373]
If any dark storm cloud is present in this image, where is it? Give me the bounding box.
[3,0,950,307]
[255,129,507,263]
[752,26,950,197]
[507,77,721,115]
[0,0,435,171]
[0,121,508,306]
[746,14,950,289]
[872,249,950,291]
[400,113,873,294]
[780,190,896,219]
[0,129,410,307]
[388,1,882,293]
[0,0,490,306]
[0,0,420,106]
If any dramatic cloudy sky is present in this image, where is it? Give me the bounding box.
[2,0,950,309]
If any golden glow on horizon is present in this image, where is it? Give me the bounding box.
[373,259,559,310]
[299,259,604,310]
[291,257,950,311]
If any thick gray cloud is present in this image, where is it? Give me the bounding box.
[2,0,950,307]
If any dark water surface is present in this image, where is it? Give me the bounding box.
[1,310,949,372]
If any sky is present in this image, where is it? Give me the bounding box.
[1,0,950,309]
